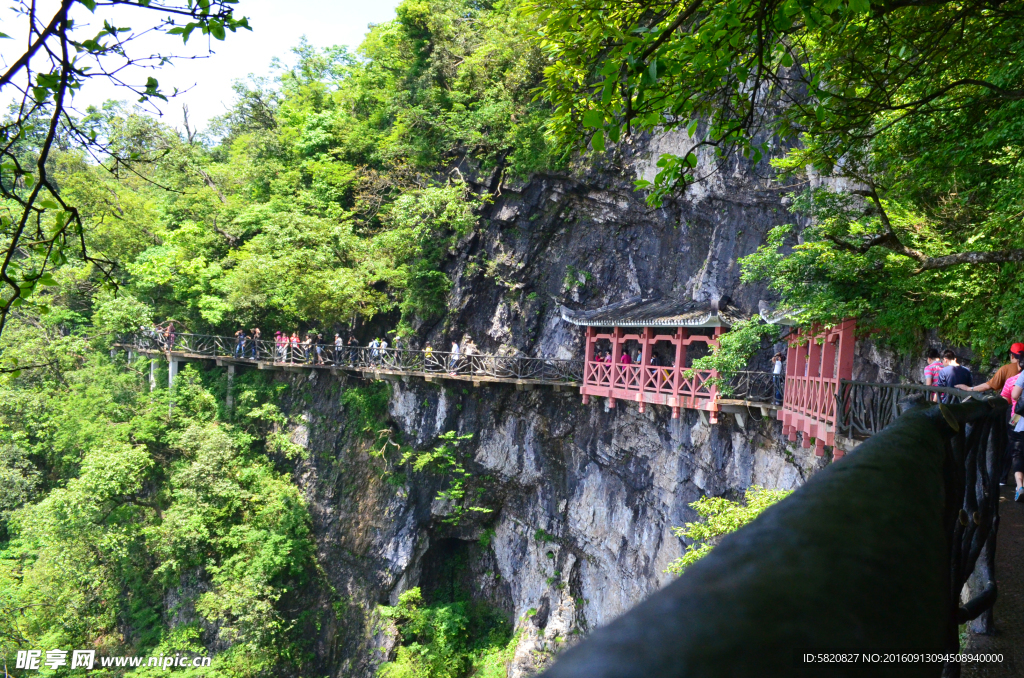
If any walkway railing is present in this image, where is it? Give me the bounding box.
[836,380,991,440]
[581,359,724,419]
[726,370,782,403]
[121,331,584,384]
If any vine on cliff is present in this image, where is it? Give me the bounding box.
[400,431,493,526]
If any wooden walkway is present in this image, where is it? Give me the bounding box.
[116,331,782,411]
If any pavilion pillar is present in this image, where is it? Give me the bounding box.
[835,319,856,381]
[168,357,179,418]
[831,319,857,459]
[673,327,688,404]
[609,326,623,408]
[149,359,157,392]
[639,326,654,412]
[582,326,595,404]
[226,364,236,412]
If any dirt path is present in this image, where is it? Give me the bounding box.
[962,487,1024,677]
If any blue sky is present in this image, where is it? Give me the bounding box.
[2,0,403,130]
[128,0,404,128]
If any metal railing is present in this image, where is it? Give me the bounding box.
[121,330,584,383]
[540,398,1007,678]
[836,380,992,439]
[726,370,783,402]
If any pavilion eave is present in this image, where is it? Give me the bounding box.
[560,295,743,329]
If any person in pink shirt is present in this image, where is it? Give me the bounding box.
[923,348,942,385]
[620,351,631,365]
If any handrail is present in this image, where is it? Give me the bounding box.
[119,330,585,383]
[540,398,1007,678]
[726,370,782,402]
[836,379,992,440]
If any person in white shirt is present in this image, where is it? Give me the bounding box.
[772,352,784,405]
[449,341,460,373]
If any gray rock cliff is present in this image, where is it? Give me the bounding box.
[279,132,833,677]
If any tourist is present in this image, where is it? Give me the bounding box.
[956,342,1024,396]
[1000,352,1024,405]
[250,327,261,359]
[347,335,358,365]
[163,322,176,350]
[923,348,942,386]
[290,332,300,363]
[315,333,325,364]
[449,340,460,373]
[334,334,343,364]
[302,334,313,363]
[380,337,389,365]
[370,337,381,366]
[425,343,434,369]
[620,350,631,365]
[275,331,286,361]
[1006,375,1024,500]
[233,328,247,358]
[772,352,784,405]
[936,350,972,403]
[922,347,942,401]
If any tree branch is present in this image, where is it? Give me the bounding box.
[914,249,1024,272]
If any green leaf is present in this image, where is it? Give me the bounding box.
[591,131,605,152]
[80,0,96,10]
[581,109,603,129]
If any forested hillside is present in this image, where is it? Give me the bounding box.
[2,1,554,675]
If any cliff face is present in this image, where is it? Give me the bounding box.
[281,131,830,677]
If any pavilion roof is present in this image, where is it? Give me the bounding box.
[560,296,743,328]
[757,300,803,326]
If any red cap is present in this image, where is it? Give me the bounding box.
[1011,342,1024,356]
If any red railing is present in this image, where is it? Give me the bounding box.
[582,358,719,419]
[778,319,856,457]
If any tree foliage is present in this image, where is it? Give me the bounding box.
[0,0,251,341]
[528,0,1024,357]
[665,485,792,575]
[0,0,557,363]
[0,3,556,671]
[377,587,516,678]
[0,322,316,676]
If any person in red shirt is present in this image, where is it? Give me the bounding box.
[957,342,1024,396]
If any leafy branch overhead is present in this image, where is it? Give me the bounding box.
[0,0,250,343]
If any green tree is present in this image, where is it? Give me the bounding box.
[665,485,792,574]
[0,0,250,341]
[527,0,1024,356]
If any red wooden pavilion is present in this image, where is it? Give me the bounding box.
[561,296,741,422]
